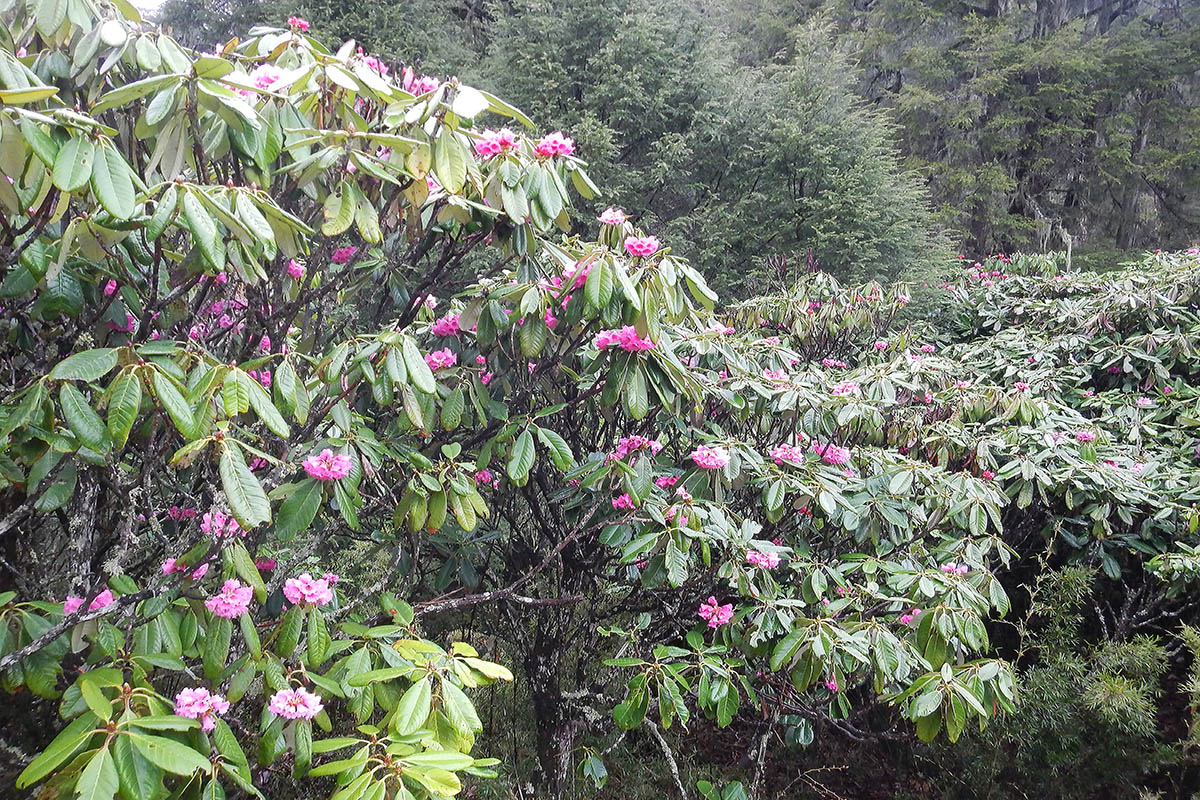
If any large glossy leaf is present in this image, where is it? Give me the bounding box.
[51,137,94,193]
[60,383,108,452]
[49,348,118,381]
[219,445,271,528]
[90,145,136,219]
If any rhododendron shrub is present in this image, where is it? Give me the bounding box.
[1,2,1197,798]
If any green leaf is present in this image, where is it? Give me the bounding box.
[152,371,195,438]
[275,605,304,658]
[245,374,290,438]
[433,130,467,193]
[76,746,119,800]
[112,731,163,800]
[51,137,95,193]
[440,680,482,734]
[274,478,322,541]
[401,337,436,394]
[506,429,535,485]
[392,677,431,735]
[106,373,141,449]
[219,445,271,529]
[534,427,574,471]
[203,616,232,680]
[321,182,355,236]
[303,608,330,668]
[60,383,109,452]
[50,349,119,381]
[182,190,224,271]
[16,712,98,788]
[79,679,112,721]
[90,146,136,219]
[129,733,211,776]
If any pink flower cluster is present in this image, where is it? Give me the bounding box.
[707,320,735,335]
[624,236,660,258]
[698,596,734,628]
[821,358,848,369]
[205,579,253,618]
[201,510,244,539]
[174,687,230,731]
[830,381,859,396]
[303,449,352,481]
[425,348,457,370]
[898,608,923,626]
[745,551,780,569]
[1075,430,1097,443]
[597,208,627,225]
[268,687,323,720]
[1013,381,1030,391]
[162,558,208,580]
[611,435,664,461]
[247,369,271,388]
[691,445,729,469]
[811,440,851,466]
[763,368,788,382]
[357,48,388,76]
[432,314,460,337]
[283,573,337,607]
[534,131,574,157]
[63,589,115,615]
[331,246,358,264]
[474,129,517,158]
[475,469,499,489]
[873,340,888,350]
[940,562,969,576]
[594,326,655,352]
[247,64,283,93]
[655,475,679,489]
[612,494,635,510]
[287,16,309,30]
[167,506,196,520]
[769,443,805,466]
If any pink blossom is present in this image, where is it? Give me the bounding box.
[611,436,664,461]
[594,326,655,352]
[624,236,661,258]
[940,563,969,575]
[286,260,305,279]
[424,348,457,370]
[830,381,859,396]
[655,475,679,489]
[920,344,936,353]
[201,509,245,539]
[331,246,358,264]
[707,320,735,335]
[697,596,734,628]
[302,448,353,481]
[255,558,277,572]
[982,470,995,480]
[15,46,26,57]
[283,573,335,607]
[248,63,283,92]
[824,679,839,692]
[691,445,729,469]
[1075,430,1097,443]
[88,589,114,611]
[1131,463,1146,474]
[402,68,439,94]
[821,358,847,369]
[763,368,788,382]
[63,596,85,615]
[174,687,230,731]
[665,505,689,526]
[543,308,558,329]
[205,579,253,618]
[873,340,888,350]
[357,48,388,76]
[1013,381,1030,391]
[745,551,780,569]
[480,372,494,385]
[473,129,517,158]
[612,493,635,510]
[1136,396,1153,407]
[103,280,118,297]
[597,208,628,225]
[259,335,271,352]
[769,443,805,466]
[811,440,851,466]
[268,687,323,720]
[534,131,575,157]
[287,16,310,31]
[432,314,460,337]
